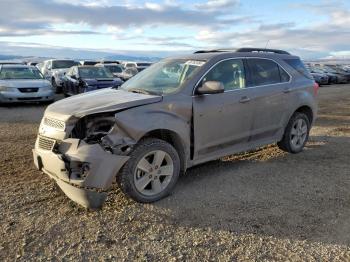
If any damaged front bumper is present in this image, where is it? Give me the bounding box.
[33,137,129,209]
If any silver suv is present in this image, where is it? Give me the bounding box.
[33,48,318,209]
[39,59,80,93]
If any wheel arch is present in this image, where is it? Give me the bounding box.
[294,105,314,124]
[141,129,187,173]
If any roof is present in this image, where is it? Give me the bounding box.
[0,64,36,68]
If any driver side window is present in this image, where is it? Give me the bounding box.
[202,59,246,91]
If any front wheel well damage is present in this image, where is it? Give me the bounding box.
[142,129,187,173]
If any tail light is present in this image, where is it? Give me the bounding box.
[313,82,319,96]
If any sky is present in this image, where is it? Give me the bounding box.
[0,0,350,59]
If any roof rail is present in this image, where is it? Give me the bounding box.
[236,48,291,55]
[194,48,291,55]
[193,50,226,54]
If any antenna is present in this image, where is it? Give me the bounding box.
[265,40,270,50]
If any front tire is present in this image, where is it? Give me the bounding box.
[278,112,310,154]
[52,78,62,94]
[117,138,180,203]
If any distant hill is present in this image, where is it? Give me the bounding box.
[104,54,161,62]
[0,54,24,60]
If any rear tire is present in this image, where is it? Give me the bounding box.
[278,112,310,154]
[117,138,180,203]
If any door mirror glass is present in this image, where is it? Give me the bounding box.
[197,81,224,95]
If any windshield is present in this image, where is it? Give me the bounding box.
[105,65,123,73]
[79,67,114,79]
[121,59,205,95]
[52,60,79,69]
[0,67,44,80]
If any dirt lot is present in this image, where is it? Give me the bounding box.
[1,85,350,261]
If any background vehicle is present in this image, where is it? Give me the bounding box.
[39,59,80,93]
[62,65,123,96]
[99,60,120,64]
[26,61,39,66]
[33,48,318,208]
[0,65,54,103]
[122,61,152,72]
[321,66,348,83]
[118,67,138,81]
[80,60,98,66]
[95,63,125,79]
[0,61,25,65]
[305,64,329,85]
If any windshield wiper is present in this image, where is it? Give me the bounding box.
[128,88,161,96]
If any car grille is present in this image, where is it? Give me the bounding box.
[43,117,65,131]
[18,88,39,93]
[38,136,56,151]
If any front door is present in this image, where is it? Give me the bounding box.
[193,58,255,159]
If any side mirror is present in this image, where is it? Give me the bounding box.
[71,75,77,80]
[197,81,224,95]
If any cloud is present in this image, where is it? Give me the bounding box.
[195,0,240,11]
[0,0,350,59]
[0,0,245,37]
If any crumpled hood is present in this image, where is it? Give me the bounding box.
[0,79,51,88]
[45,88,162,121]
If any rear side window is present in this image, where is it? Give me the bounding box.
[247,58,287,86]
[284,58,312,79]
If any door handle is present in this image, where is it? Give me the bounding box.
[239,96,250,103]
[283,88,292,93]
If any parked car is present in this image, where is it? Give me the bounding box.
[26,61,39,66]
[100,60,120,65]
[80,60,99,66]
[62,66,123,96]
[122,61,152,72]
[39,59,80,93]
[321,66,348,84]
[118,67,138,81]
[0,64,54,103]
[0,61,24,65]
[305,65,329,85]
[95,63,125,79]
[33,48,318,208]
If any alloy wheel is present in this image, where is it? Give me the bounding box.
[134,150,174,196]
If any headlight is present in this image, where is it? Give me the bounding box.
[0,86,15,92]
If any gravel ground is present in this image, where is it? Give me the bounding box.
[1,86,350,261]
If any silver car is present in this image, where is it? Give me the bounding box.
[0,65,54,103]
[33,48,318,209]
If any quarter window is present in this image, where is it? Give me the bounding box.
[202,59,246,91]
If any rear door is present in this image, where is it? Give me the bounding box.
[246,58,291,142]
[193,58,255,159]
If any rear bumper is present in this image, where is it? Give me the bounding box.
[33,137,129,209]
